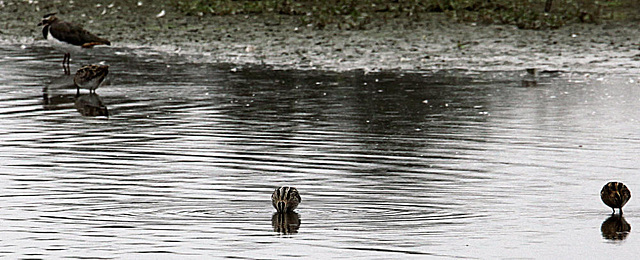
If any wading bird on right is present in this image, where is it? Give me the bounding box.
[601,182,631,215]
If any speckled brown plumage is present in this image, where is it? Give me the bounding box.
[601,182,631,214]
[271,186,301,213]
[74,64,109,94]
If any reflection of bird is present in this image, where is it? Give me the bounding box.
[74,93,108,117]
[601,214,631,240]
[37,13,111,74]
[601,182,631,214]
[74,65,109,94]
[271,212,301,235]
[42,74,76,109]
[271,186,301,213]
[521,68,537,87]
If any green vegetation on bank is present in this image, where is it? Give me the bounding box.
[174,0,635,29]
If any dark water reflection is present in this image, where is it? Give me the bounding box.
[601,214,631,241]
[43,77,109,117]
[1,44,640,258]
[272,212,301,235]
[74,93,109,117]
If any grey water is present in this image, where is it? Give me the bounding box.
[1,44,639,259]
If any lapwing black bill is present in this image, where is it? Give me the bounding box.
[37,13,111,75]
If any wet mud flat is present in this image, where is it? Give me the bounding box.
[1,0,640,73]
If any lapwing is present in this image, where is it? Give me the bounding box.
[601,182,631,215]
[271,186,301,213]
[74,64,109,95]
[37,13,111,75]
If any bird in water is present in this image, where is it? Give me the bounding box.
[37,13,111,74]
[74,64,109,95]
[601,182,631,214]
[271,186,301,213]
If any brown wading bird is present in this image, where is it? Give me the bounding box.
[271,186,301,213]
[37,13,111,75]
[601,182,631,214]
[74,64,109,95]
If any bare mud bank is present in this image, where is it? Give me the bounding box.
[2,0,640,73]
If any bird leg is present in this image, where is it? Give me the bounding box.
[61,55,67,74]
[66,53,71,75]
[63,53,71,75]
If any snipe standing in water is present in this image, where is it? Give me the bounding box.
[37,13,111,74]
[601,182,631,214]
[74,65,109,95]
[271,186,301,213]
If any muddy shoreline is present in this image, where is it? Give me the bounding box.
[2,0,640,73]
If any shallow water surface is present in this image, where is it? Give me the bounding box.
[1,45,640,259]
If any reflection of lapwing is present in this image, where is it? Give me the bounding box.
[74,64,109,95]
[601,214,631,240]
[271,212,301,235]
[601,182,631,215]
[271,186,301,213]
[37,13,111,74]
[75,93,108,117]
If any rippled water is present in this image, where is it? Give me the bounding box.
[1,44,640,259]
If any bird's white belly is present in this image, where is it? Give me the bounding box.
[45,28,80,53]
